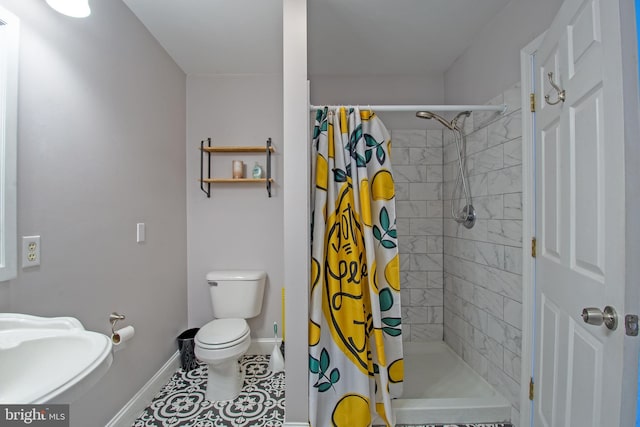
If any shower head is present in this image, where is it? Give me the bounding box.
[415,111,456,130]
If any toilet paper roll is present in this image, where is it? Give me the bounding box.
[112,325,135,345]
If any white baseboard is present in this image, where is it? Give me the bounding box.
[282,423,310,427]
[106,338,280,426]
[105,351,180,427]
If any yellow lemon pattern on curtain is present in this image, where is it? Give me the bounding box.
[310,107,403,427]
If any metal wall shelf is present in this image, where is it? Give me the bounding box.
[200,138,273,198]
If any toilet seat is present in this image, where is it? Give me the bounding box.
[195,318,250,350]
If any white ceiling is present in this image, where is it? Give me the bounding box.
[123,0,511,76]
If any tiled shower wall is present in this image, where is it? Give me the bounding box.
[443,82,523,423]
[392,129,445,342]
[389,81,523,423]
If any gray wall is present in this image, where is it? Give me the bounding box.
[0,1,187,425]
[444,0,563,104]
[186,74,284,339]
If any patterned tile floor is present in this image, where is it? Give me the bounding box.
[133,355,285,427]
[132,355,512,427]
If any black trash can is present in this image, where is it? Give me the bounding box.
[177,328,200,371]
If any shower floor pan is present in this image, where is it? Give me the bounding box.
[391,341,511,425]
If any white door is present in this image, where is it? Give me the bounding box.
[533,0,631,426]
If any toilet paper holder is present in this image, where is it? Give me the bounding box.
[109,312,126,335]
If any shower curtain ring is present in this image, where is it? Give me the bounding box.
[545,72,566,105]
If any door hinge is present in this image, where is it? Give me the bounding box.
[530,93,536,112]
[531,237,537,258]
[529,377,535,400]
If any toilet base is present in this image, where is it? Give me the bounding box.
[204,357,245,402]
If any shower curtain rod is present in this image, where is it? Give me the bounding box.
[309,104,508,113]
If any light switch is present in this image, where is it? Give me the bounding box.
[136,223,145,243]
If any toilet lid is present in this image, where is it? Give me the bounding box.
[196,318,249,346]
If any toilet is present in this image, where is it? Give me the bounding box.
[194,270,266,401]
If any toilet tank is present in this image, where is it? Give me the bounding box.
[206,270,266,319]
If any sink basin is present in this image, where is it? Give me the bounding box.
[0,313,113,404]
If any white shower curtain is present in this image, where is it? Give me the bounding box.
[309,107,403,427]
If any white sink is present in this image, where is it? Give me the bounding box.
[0,313,113,404]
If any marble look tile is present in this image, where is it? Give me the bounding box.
[411,288,444,307]
[473,195,504,219]
[474,94,504,130]
[394,182,410,201]
[399,252,410,272]
[462,300,489,333]
[391,130,427,148]
[468,173,489,197]
[426,236,443,253]
[402,323,412,342]
[443,161,456,182]
[444,255,523,302]
[504,348,521,382]
[391,147,410,165]
[444,140,459,164]
[410,218,443,236]
[462,342,490,379]
[444,308,474,344]
[504,245,523,274]
[488,165,522,195]
[396,218,410,236]
[445,274,474,303]
[442,181,455,199]
[402,306,427,323]
[468,145,504,176]
[488,362,521,410]
[409,254,443,271]
[409,182,442,200]
[409,147,443,165]
[426,200,444,218]
[443,217,489,242]
[444,237,504,269]
[399,235,428,254]
[504,138,523,166]
[426,165,443,182]
[426,129,443,148]
[488,219,523,246]
[443,130,455,148]
[401,271,428,288]
[444,326,463,355]
[394,165,428,182]
[410,324,443,341]
[397,201,428,218]
[488,110,522,146]
[401,288,411,306]
[427,271,444,288]
[474,286,505,320]
[473,329,504,369]
[427,306,444,323]
[504,298,523,329]
[503,193,522,219]
[444,290,464,314]
[465,127,489,155]
[503,82,522,113]
[488,315,522,356]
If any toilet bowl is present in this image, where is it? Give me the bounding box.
[194,270,266,402]
[195,318,251,401]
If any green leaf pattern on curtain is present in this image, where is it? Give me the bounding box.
[309,107,403,427]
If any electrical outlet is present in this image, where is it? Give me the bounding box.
[22,235,40,268]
